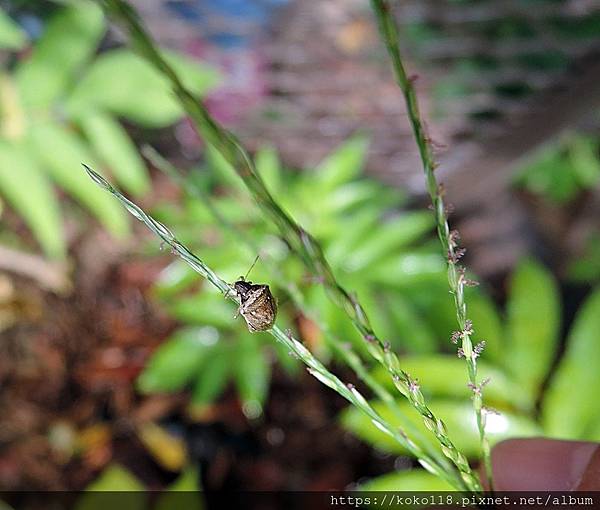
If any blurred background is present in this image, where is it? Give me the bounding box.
[1,0,600,502]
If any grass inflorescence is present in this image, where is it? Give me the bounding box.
[369,0,494,490]
[83,163,463,489]
[93,0,490,493]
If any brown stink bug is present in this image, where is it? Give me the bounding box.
[231,256,277,332]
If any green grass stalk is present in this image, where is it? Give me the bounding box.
[369,0,494,490]
[83,164,464,490]
[99,0,482,491]
[143,145,457,480]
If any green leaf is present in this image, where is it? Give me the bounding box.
[137,327,219,393]
[383,294,437,354]
[166,466,201,491]
[344,211,435,271]
[255,145,281,194]
[325,208,380,267]
[341,399,540,458]
[319,181,398,217]
[467,290,503,364]
[569,136,600,188]
[372,355,532,412]
[542,287,600,438]
[0,140,64,258]
[78,111,150,196]
[359,469,456,492]
[567,234,600,283]
[168,293,236,329]
[368,253,446,288]
[76,465,145,510]
[154,260,201,298]
[191,344,231,406]
[16,1,104,110]
[28,122,129,236]
[504,258,560,400]
[67,49,220,128]
[514,144,581,203]
[234,334,270,418]
[0,8,27,50]
[314,136,369,190]
[156,467,204,510]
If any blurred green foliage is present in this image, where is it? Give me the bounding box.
[75,465,203,510]
[569,234,600,284]
[139,138,483,418]
[0,1,218,258]
[513,133,600,203]
[342,258,600,490]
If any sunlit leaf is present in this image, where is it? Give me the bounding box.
[154,260,201,298]
[191,344,231,406]
[344,211,435,271]
[372,355,532,412]
[341,399,540,457]
[137,422,187,472]
[359,469,455,492]
[67,49,220,127]
[16,1,104,110]
[78,111,150,196]
[0,140,64,258]
[28,122,128,236]
[156,467,204,510]
[325,208,380,267]
[504,258,560,401]
[0,8,27,50]
[137,327,219,393]
[75,465,145,510]
[542,287,600,438]
[313,136,369,190]
[368,253,446,288]
[319,181,397,216]
[168,293,236,329]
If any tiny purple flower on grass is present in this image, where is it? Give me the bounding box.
[364,334,376,344]
[448,247,466,264]
[408,378,420,393]
[473,341,486,359]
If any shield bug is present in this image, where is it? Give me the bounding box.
[232,256,277,332]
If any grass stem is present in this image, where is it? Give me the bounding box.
[369,0,494,491]
[99,0,482,491]
[83,163,463,490]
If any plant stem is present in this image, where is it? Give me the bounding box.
[101,0,481,491]
[83,164,464,490]
[143,144,458,483]
[369,0,494,491]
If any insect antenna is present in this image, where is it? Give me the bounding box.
[242,254,260,281]
[225,254,260,300]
